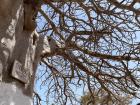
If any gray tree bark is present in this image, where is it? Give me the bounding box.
[0,0,48,104]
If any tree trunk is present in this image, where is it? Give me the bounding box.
[0,0,46,104]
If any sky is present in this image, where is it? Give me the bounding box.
[132,32,140,105]
[34,1,140,105]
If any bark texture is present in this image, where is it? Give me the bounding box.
[0,0,46,104]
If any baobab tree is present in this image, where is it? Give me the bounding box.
[1,0,140,105]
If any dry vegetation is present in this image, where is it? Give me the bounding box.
[34,0,140,104]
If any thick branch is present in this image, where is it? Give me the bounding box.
[68,43,140,61]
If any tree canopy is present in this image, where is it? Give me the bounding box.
[80,89,132,105]
[34,0,140,105]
